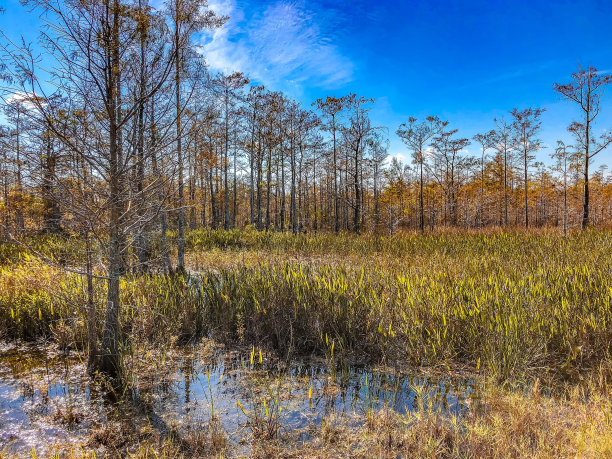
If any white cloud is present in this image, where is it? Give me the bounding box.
[199,0,354,92]
[3,91,41,110]
[384,152,406,166]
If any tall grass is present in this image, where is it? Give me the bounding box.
[197,257,611,382]
[0,234,86,266]
[1,230,610,386]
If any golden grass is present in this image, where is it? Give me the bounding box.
[4,384,610,458]
[1,229,611,457]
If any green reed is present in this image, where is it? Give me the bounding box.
[1,229,610,387]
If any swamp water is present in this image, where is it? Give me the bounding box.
[0,342,479,456]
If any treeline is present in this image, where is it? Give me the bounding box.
[0,0,611,379]
[0,0,611,249]
[2,84,611,240]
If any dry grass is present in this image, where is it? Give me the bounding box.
[1,229,611,457]
[2,230,611,382]
[250,385,612,458]
[7,384,609,458]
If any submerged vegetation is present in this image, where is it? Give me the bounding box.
[1,229,611,456]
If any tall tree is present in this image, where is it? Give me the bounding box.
[3,99,27,231]
[214,72,249,230]
[313,95,351,233]
[430,128,471,226]
[472,130,496,227]
[342,95,375,233]
[1,0,204,379]
[396,116,447,232]
[511,107,545,228]
[551,141,573,234]
[0,125,11,234]
[368,133,388,230]
[170,0,225,271]
[553,67,612,229]
[492,117,514,226]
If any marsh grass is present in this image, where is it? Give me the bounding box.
[0,226,610,455]
[1,229,611,389]
[132,384,612,458]
[5,389,610,459]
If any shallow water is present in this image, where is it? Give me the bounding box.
[0,342,479,455]
[0,344,102,456]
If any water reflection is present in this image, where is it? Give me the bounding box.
[148,349,478,444]
[0,343,479,455]
[0,344,97,456]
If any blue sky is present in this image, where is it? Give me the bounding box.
[2,0,612,168]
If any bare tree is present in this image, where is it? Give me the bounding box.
[554,67,612,229]
[313,95,352,233]
[396,116,447,232]
[511,107,545,228]
[0,0,199,379]
[213,72,249,230]
[492,117,514,226]
[368,133,388,230]
[472,130,496,227]
[2,99,27,231]
[430,128,471,226]
[341,95,375,233]
[551,140,576,235]
[170,0,225,271]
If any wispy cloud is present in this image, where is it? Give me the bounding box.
[199,0,354,92]
[456,60,561,92]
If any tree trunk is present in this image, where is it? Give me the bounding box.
[100,0,123,380]
[233,129,237,227]
[504,147,508,226]
[419,157,424,233]
[353,147,360,233]
[256,134,263,230]
[135,19,149,271]
[524,151,529,228]
[42,133,62,233]
[85,233,97,374]
[224,88,230,230]
[290,126,297,234]
[175,19,185,271]
[332,117,339,233]
[582,113,590,230]
[265,145,272,231]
